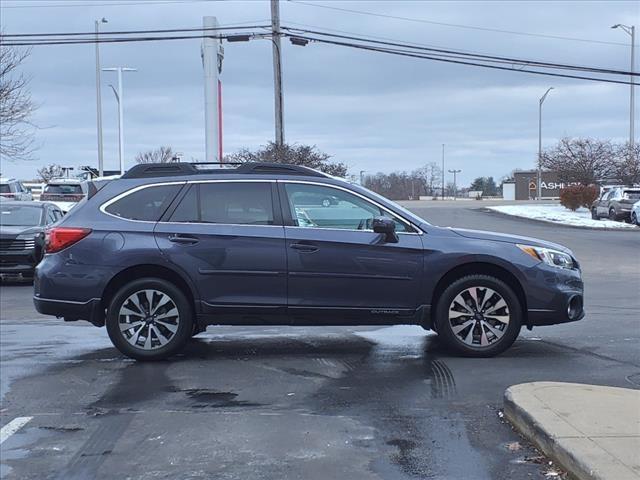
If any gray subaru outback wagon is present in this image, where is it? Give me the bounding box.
[34,162,584,360]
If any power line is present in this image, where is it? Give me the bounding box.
[283,27,639,77]
[281,33,639,86]
[1,23,270,37]
[2,25,636,84]
[1,0,218,8]
[287,0,631,48]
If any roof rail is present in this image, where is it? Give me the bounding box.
[121,162,329,179]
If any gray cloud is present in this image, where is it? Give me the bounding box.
[1,0,637,185]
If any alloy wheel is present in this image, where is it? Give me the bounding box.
[118,289,180,350]
[448,286,510,348]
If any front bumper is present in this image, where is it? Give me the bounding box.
[0,249,38,276]
[524,263,585,328]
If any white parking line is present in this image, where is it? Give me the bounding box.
[0,417,33,445]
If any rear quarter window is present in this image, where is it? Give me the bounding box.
[104,184,182,221]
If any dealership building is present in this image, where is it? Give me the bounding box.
[502,170,578,200]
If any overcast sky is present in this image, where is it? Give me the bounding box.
[1,0,638,185]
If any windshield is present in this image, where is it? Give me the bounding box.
[353,183,431,226]
[44,184,83,194]
[0,205,43,226]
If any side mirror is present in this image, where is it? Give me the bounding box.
[372,216,399,243]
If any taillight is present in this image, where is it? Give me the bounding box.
[45,227,92,253]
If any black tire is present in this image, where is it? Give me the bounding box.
[591,208,598,220]
[435,275,522,357]
[633,212,639,226]
[106,277,193,361]
[609,208,618,221]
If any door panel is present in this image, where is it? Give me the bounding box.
[279,181,424,313]
[285,227,424,310]
[155,223,287,307]
[154,181,287,311]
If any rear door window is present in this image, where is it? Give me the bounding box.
[105,184,182,221]
[169,182,275,225]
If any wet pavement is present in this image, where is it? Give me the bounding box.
[1,204,638,479]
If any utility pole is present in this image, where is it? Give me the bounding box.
[537,87,553,200]
[271,0,284,145]
[448,169,462,200]
[612,24,636,149]
[103,66,136,174]
[202,16,223,162]
[95,18,107,176]
[441,144,445,199]
[360,170,366,185]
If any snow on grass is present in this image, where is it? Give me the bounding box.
[488,204,637,229]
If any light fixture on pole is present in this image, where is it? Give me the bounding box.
[448,169,462,200]
[95,17,108,176]
[611,24,636,149]
[102,66,137,174]
[537,87,554,200]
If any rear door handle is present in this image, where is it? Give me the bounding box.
[290,243,318,253]
[168,234,199,245]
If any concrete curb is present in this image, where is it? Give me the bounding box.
[504,382,640,480]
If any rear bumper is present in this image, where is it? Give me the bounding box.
[33,295,104,326]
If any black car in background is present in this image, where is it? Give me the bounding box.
[0,201,64,279]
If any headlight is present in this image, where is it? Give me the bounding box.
[16,233,38,240]
[517,244,575,269]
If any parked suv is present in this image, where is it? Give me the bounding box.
[34,163,584,360]
[0,177,33,201]
[591,186,640,221]
[40,178,87,212]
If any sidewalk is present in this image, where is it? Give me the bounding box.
[504,382,640,480]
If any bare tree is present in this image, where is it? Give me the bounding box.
[224,142,347,177]
[135,146,176,164]
[0,41,37,161]
[612,142,640,185]
[415,162,442,196]
[540,137,615,185]
[36,164,63,182]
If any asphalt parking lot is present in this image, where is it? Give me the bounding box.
[1,202,638,480]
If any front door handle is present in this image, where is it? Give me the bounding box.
[290,243,319,253]
[168,234,199,245]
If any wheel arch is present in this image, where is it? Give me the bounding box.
[431,262,527,322]
[101,264,197,318]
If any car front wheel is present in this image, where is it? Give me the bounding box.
[633,212,639,226]
[435,275,522,357]
[106,278,193,361]
[609,208,618,221]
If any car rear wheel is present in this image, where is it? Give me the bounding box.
[633,212,639,226]
[435,275,522,357]
[608,208,618,221]
[106,277,193,361]
[591,208,598,220]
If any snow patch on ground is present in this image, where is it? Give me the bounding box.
[487,204,637,229]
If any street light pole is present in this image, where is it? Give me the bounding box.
[612,24,636,149]
[537,87,554,200]
[441,144,445,199]
[271,0,284,145]
[102,66,136,174]
[95,18,107,176]
[448,169,462,200]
